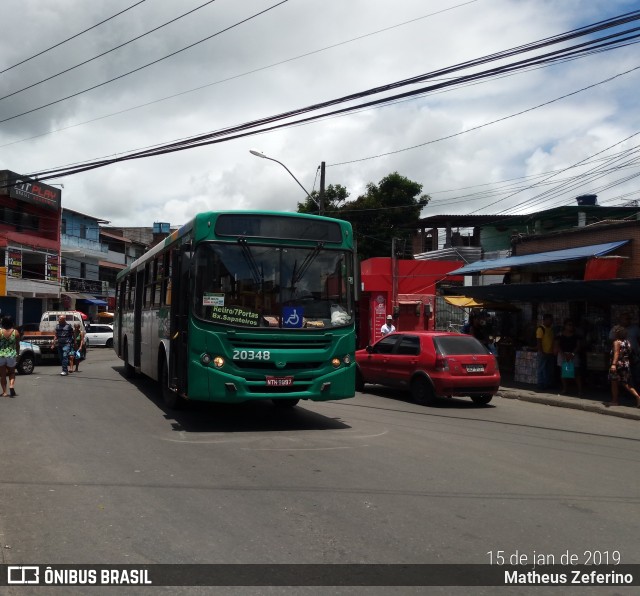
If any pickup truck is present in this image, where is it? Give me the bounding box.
[21,311,88,362]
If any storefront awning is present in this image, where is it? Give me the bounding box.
[98,260,126,270]
[63,293,95,300]
[444,296,520,310]
[448,241,629,275]
[78,298,108,305]
[454,278,640,304]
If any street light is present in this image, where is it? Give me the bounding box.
[249,149,321,212]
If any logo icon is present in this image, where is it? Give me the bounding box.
[8,566,40,584]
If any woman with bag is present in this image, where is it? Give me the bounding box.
[0,316,20,397]
[554,319,582,396]
[72,323,86,373]
[608,325,640,407]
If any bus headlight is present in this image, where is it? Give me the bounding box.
[200,353,212,365]
[343,354,351,365]
[213,356,225,368]
[331,357,341,368]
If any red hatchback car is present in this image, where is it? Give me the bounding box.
[355,331,500,405]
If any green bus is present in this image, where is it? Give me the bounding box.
[113,211,357,408]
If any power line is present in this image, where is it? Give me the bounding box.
[0,0,219,102]
[0,0,148,75]
[0,0,480,149]
[0,0,289,125]
[23,19,640,179]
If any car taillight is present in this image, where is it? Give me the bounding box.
[435,355,449,371]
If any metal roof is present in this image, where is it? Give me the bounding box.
[448,240,629,275]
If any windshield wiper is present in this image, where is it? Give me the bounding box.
[237,238,263,286]
[291,242,324,287]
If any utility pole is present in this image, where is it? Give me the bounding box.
[319,161,326,216]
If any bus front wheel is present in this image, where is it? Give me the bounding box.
[160,356,182,410]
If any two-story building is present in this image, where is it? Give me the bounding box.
[60,208,110,316]
[0,170,62,324]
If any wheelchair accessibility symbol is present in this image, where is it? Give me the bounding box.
[282,307,303,328]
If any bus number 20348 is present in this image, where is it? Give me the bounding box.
[232,350,271,361]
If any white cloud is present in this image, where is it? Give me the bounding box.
[0,0,638,226]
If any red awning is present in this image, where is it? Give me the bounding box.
[584,256,625,280]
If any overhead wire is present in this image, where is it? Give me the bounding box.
[0,0,289,125]
[0,0,481,149]
[0,0,148,75]
[0,0,220,102]
[21,12,640,182]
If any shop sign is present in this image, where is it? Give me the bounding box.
[63,276,103,294]
[46,254,59,281]
[7,248,22,278]
[0,170,61,211]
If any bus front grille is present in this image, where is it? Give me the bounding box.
[228,336,332,350]
[247,383,311,394]
[233,361,322,371]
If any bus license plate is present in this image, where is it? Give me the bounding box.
[465,364,484,373]
[266,376,293,387]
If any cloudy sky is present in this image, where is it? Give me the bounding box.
[1,0,639,229]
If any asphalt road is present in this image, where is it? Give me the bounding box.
[1,349,638,594]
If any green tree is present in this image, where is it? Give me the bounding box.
[336,172,429,261]
[296,184,349,215]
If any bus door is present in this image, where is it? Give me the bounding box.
[134,269,144,368]
[169,244,191,394]
[116,281,125,355]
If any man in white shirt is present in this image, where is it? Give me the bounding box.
[380,315,396,336]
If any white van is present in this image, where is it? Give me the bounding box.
[39,311,87,333]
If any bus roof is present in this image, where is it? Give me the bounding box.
[116,211,352,281]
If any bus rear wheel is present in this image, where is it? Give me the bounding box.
[160,355,183,410]
[272,398,299,408]
[123,342,135,378]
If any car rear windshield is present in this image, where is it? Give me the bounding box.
[433,336,489,355]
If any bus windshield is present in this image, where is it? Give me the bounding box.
[193,241,354,329]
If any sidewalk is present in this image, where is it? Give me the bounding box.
[497,378,640,420]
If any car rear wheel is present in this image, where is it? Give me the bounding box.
[471,394,493,405]
[355,368,365,392]
[17,354,35,375]
[105,338,113,348]
[411,376,436,405]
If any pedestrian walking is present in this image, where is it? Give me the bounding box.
[52,314,74,376]
[607,325,640,408]
[0,315,20,397]
[72,322,86,372]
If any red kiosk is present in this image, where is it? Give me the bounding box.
[358,257,463,348]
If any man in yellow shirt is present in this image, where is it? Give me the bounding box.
[536,313,555,390]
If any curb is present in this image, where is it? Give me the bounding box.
[498,389,640,420]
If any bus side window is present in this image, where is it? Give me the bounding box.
[162,250,172,306]
[152,257,162,307]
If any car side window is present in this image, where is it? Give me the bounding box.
[396,335,420,356]
[373,335,399,354]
